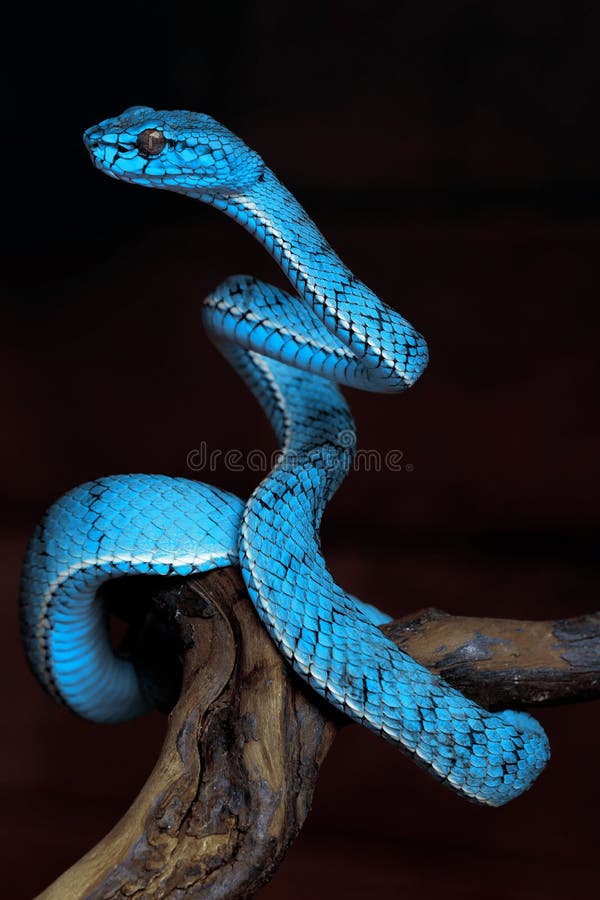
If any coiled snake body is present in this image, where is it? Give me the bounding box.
[20,107,549,806]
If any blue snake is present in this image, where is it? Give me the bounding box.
[19,107,550,806]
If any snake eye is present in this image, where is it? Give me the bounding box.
[136,129,166,157]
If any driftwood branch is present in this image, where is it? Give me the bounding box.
[38,567,599,899]
[381,607,600,709]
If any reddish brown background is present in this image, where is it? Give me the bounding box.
[3,2,599,897]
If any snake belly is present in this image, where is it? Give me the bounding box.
[19,107,549,806]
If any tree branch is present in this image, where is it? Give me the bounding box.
[37,567,599,899]
[381,607,600,709]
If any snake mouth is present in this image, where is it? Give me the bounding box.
[85,150,119,179]
[82,131,103,164]
[83,132,133,180]
[83,126,101,149]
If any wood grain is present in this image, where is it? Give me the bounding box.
[37,567,599,898]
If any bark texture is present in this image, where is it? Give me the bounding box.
[381,607,600,709]
[38,567,599,899]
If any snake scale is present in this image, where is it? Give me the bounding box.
[19,107,550,806]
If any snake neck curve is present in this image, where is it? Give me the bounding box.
[198,168,429,395]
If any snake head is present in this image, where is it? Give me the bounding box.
[83,106,264,194]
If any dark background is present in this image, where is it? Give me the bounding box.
[3,2,599,897]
